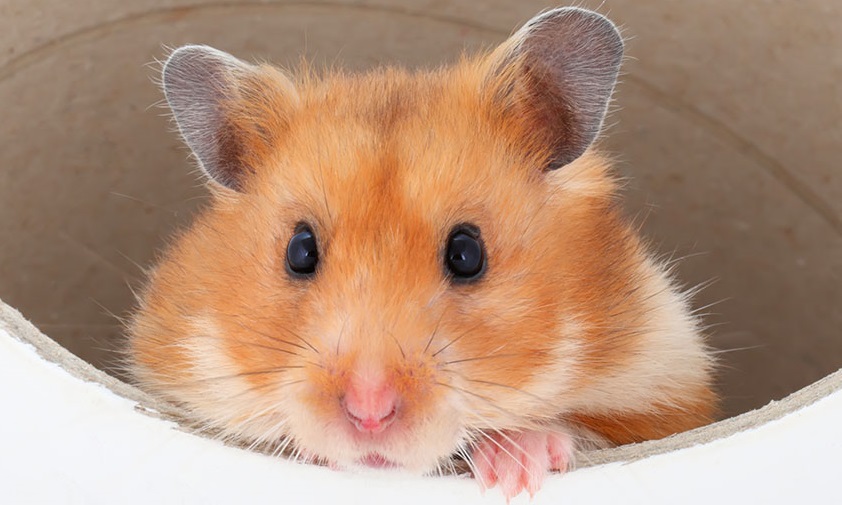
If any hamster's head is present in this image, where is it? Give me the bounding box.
[130,8,645,472]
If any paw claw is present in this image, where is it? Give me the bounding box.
[470,430,574,498]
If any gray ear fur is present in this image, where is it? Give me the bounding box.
[162,45,295,191]
[500,7,624,169]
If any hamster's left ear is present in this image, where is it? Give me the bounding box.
[484,8,624,170]
[162,45,298,192]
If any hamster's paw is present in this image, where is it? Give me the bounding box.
[472,430,574,499]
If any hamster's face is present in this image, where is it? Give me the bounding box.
[131,9,636,473]
[132,69,623,472]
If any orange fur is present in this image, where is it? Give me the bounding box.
[570,387,719,445]
[129,43,716,474]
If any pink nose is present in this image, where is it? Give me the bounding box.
[342,381,399,434]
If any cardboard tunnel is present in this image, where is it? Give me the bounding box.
[1,0,840,502]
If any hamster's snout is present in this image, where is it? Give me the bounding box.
[284,321,463,472]
[341,379,399,434]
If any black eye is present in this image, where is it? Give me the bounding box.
[286,226,319,276]
[445,226,485,281]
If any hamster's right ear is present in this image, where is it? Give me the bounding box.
[481,8,623,171]
[162,45,298,192]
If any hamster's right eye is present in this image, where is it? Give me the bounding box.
[444,224,486,282]
[286,226,319,277]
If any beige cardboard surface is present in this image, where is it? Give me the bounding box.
[0,0,840,421]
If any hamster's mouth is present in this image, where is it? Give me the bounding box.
[358,453,400,469]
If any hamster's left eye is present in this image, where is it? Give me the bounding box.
[286,226,319,277]
[445,225,485,282]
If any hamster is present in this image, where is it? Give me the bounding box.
[127,7,716,499]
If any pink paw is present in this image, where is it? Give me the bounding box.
[472,430,574,499]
